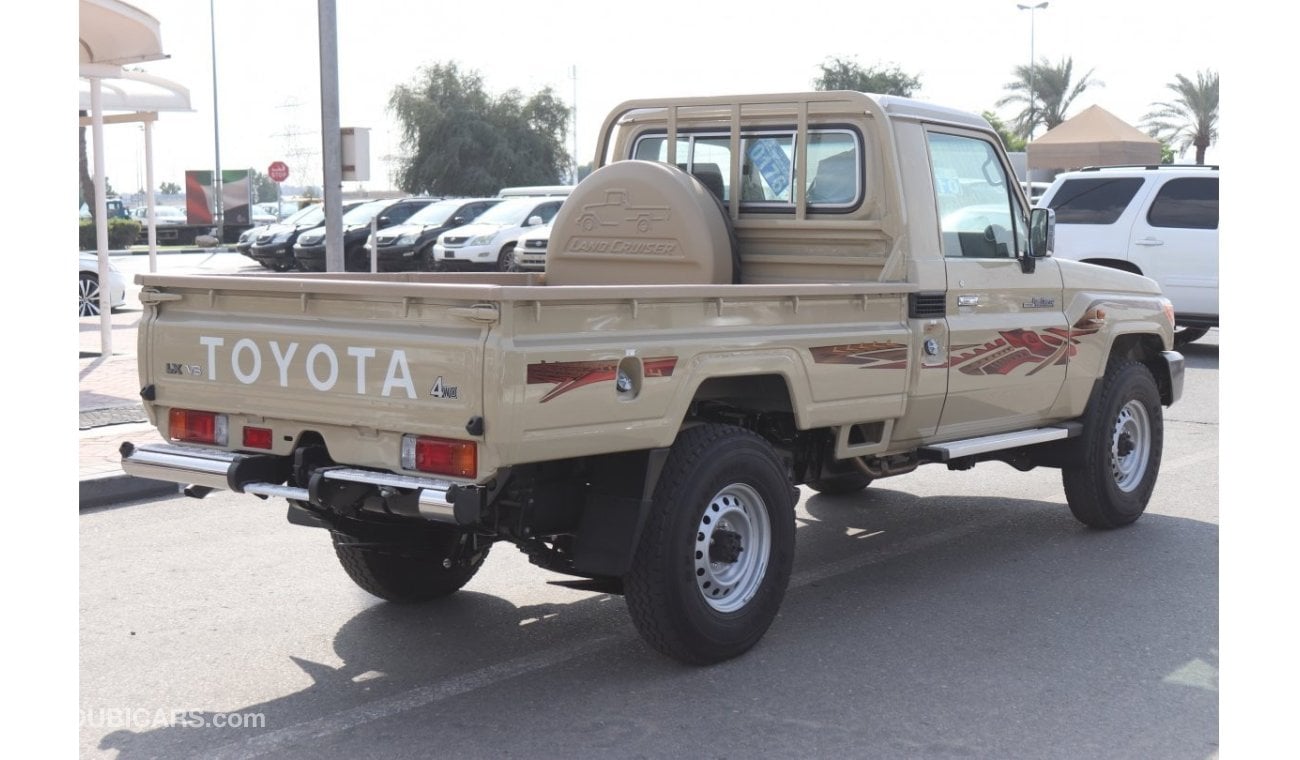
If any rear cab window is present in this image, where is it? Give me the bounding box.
[631,128,863,212]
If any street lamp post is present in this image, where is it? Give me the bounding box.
[1017,2,1048,139]
[210,0,224,244]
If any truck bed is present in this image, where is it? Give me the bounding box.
[136,270,917,482]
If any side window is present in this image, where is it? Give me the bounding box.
[926,132,1021,259]
[386,204,416,225]
[535,201,562,224]
[1147,177,1218,229]
[1046,177,1144,224]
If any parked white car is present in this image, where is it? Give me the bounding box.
[79,251,127,317]
[511,220,552,271]
[1037,165,1218,347]
[432,197,564,271]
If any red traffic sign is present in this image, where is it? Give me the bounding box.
[268,161,290,183]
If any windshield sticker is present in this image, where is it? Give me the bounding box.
[746,139,792,198]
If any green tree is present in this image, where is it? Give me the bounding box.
[1142,70,1218,165]
[997,57,1101,139]
[248,169,278,203]
[389,62,572,196]
[982,111,1026,152]
[814,57,921,97]
[159,181,181,195]
[79,110,95,218]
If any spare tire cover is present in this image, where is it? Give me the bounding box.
[546,160,733,286]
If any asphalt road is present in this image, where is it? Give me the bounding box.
[79,332,1219,759]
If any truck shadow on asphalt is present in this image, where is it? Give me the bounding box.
[1177,340,1218,370]
[94,490,1217,759]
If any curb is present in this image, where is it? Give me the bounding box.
[80,473,180,511]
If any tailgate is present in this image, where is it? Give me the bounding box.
[137,275,495,477]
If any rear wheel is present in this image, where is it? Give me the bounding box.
[624,424,796,665]
[1062,360,1163,529]
[332,527,491,602]
[79,272,101,317]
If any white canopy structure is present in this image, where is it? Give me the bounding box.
[79,0,191,355]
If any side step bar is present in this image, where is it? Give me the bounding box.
[919,422,1081,462]
[119,442,461,523]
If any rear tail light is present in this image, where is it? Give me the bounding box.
[401,435,477,478]
[243,426,273,450]
[168,408,228,446]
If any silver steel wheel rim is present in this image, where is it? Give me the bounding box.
[79,275,100,317]
[693,483,771,613]
[1110,400,1151,492]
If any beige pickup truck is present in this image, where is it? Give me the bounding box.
[122,91,1184,665]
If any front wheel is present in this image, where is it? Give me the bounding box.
[345,246,370,272]
[497,244,517,273]
[623,424,796,665]
[1062,360,1163,529]
[332,527,491,602]
[79,272,101,317]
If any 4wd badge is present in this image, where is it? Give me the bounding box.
[430,376,459,399]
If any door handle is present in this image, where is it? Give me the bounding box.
[1134,237,1165,247]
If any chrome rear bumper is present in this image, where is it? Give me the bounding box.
[120,442,461,523]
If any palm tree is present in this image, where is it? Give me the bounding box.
[997,57,1102,139]
[1142,70,1218,164]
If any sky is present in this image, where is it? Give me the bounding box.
[81,0,1225,198]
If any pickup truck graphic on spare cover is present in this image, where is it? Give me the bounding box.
[576,190,671,233]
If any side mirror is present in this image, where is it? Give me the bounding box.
[526,215,543,227]
[377,215,391,226]
[450,215,467,225]
[1028,207,1054,259]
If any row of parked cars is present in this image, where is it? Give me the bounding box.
[236,187,569,274]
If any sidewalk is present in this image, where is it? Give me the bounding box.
[79,246,242,509]
[79,344,179,509]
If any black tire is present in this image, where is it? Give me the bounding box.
[1173,326,1209,348]
[624,424,796,665]
[271,260,294,273]
[79,272,101,317]
[497,244,517,273]
[332,528,491,602]
[417,245,437,272]
[1062,359,1164,529]
[345,246,369,272]
[806,470,873,495]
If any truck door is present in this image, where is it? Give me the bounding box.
[926,129,1068,439]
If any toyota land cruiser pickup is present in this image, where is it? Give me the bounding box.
[122,91,1184,665]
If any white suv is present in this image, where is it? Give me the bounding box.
[432,197,563,271]
[1038,165,1218,347]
